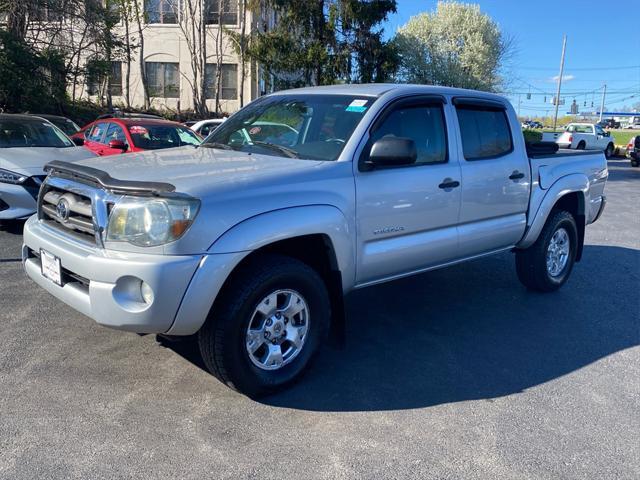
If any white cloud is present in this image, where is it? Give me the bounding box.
[550,74,575,82]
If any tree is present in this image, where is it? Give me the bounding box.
[179,0,208,116]
[394,1,512,92]
[243,1,397,90]
[336,0,398,83]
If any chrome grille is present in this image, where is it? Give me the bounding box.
[39,186,96,242]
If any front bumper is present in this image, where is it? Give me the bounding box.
[22,216,204,333]
[0,183,37,220]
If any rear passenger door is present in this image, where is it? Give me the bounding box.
[453,98,530,258]
[354,96,462,286]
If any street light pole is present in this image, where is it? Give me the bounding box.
[599,84,607,122]
[553,34,567,132]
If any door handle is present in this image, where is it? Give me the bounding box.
[438,179,460,190]
[509,171,525,180]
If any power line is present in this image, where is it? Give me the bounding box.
[516,65,640,71]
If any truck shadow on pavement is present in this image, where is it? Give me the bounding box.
[169,244,639,412]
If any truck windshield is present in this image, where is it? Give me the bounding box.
[203,94,375,160]
[0,118,74,148]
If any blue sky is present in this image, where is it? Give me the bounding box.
[385,0,640,117]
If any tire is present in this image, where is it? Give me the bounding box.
[198,254,330,398]
[576,141,586,150]
[604,143,614,159]
[515,210,578,292]
[631,160,639,167]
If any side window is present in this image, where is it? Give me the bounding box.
[86,123,105,142]
[200,124,211,137]
[369,104,447,166]
[104,122,127,145]
[103,123,127,144]
[456,106,513,160]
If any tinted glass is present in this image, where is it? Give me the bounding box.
[0,118,73,148]
[104,123,127,145]
[206,94,373,161]
[370,105,447,165]
[128,124,202,149]
[456,107,512,160]
[87,123,105,142]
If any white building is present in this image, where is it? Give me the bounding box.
[77,0,272,115]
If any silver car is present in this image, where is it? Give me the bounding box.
[0,114,95,221]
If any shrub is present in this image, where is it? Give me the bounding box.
[522,129,543,143]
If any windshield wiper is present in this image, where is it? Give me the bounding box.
[200,142,235,151]
[251,141,300,159]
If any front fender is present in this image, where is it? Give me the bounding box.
[210,204,355,285]
[517,174,588,249]
[167,205,355,336]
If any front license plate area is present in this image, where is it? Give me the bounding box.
[40,249,62,286]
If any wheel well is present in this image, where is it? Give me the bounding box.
[552,192,585,261]
[216,235,345,339]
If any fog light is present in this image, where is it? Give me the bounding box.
[140,281,154,304]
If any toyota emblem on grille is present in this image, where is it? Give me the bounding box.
[56,199,70,221]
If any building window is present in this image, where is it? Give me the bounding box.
[145,0,179,24]
[31,1,64,22]
[146,62,180,98]
[205,64,238,100]
[109,62,123,96]
[205,0,238,25]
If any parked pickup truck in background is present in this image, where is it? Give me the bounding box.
[556,122,616,158]
[22,85,608,397]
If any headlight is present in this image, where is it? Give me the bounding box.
[106,196,200,247]
[0,168,28,185]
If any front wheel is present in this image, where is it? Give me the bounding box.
[198,254,330,397]
[515,210,578,292]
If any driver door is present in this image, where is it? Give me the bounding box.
[354,97,462,286]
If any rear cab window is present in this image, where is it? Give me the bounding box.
[455,102,513,160]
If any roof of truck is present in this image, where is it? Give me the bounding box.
[270,83,508,101]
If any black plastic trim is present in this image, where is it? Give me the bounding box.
[44,160,176,195]
[452,96,508,109]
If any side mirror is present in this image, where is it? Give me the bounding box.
[72,137,84,146]
[604,132,610,137]
[108,139,128,151]
[365,137,417,169]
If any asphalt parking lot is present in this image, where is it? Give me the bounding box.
[0,159,638,480]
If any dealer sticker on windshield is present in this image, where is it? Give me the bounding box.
[346,99,368,113]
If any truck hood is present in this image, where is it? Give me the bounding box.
[72,146,327,197]
[71,146,354,255]
[0,146,96,177]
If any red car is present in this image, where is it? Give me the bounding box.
[71,118,202,156]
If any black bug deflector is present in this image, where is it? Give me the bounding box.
[44,160,176,196]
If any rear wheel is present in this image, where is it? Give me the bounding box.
[576,141,586,150]
[631,159,639,167]
[515,210,578,292]
[605,143,614,159]
[198,254,330,398]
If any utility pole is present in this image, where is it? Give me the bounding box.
[553,34,567,132]
[599,84,607,122]
[517,94,521,117]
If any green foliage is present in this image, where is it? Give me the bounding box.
[522,129,543,143]
[0,31,67,112]
[245,0,398,89]
[394,1,511,91]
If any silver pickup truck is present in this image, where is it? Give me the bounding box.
[22,85,608,397]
